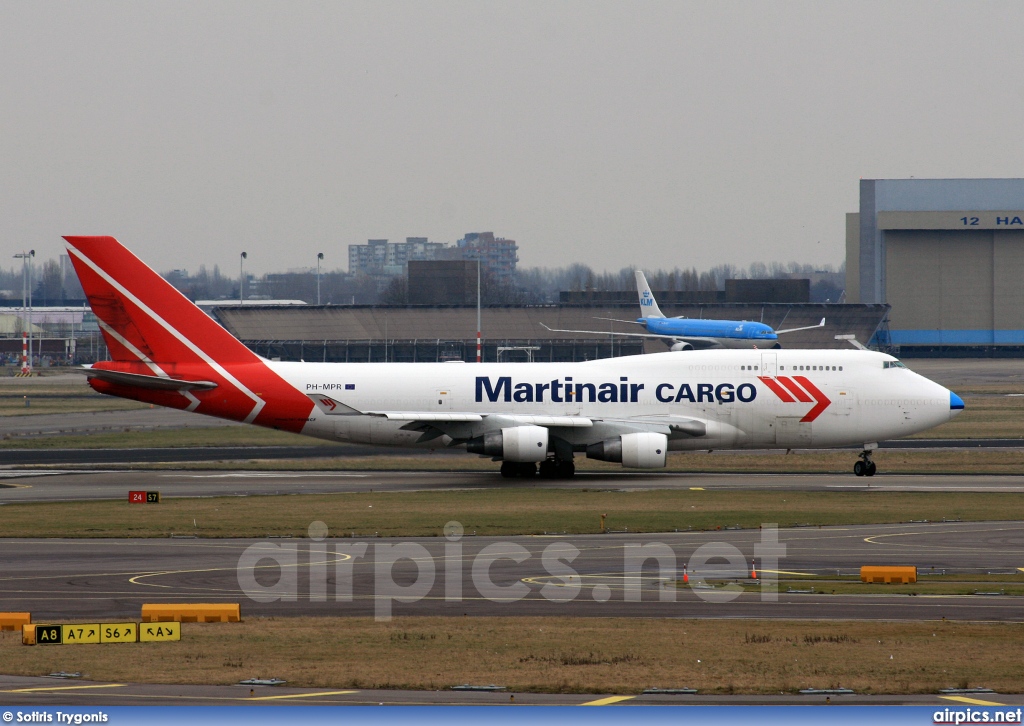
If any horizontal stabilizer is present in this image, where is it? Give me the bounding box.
[79,366,218,392]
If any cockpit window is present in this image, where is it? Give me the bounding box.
[883,360,907,369]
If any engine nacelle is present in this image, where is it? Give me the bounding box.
[670,341,694,352]
[467,425,549,462]
[586,432,668,469]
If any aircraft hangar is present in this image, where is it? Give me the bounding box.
[847,178,1024,354]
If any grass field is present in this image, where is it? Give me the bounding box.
[0,382,147,417]
[2,617,1021,694]
[0,425,322,449]
[0,489,1020,538]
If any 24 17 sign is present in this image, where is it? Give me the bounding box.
[129,491,161,503]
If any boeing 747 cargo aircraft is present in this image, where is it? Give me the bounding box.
[65,236,962,479]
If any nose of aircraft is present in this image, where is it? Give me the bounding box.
[949,390,965,417]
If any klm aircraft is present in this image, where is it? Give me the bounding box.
[542,271,824,351]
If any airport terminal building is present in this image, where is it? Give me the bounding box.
[847,178,1024,354]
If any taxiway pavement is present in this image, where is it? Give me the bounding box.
[1,521,1021,622]
[2,469,1024,504]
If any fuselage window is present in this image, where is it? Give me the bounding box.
[839,366,843,371]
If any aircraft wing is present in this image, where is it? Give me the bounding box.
[307,394,593,427]
[306,394,707,444]
[541,322,695,342]
[776,317,826,335]
[595,415,707,437]
[539,323,724,350]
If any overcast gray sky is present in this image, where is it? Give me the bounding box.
[3,1,1023,276]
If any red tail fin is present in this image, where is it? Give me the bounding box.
[65,236,312,429]
[66,236,257,365]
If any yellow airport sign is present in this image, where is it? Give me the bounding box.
[140,622,181,642]
[62,624,101,644]
[101,623,138,643]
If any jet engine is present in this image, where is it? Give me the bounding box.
[669,341,694,351]
[586,431,668,468]
[467,425,549,462]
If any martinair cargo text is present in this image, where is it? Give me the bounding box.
[66,236,964,479]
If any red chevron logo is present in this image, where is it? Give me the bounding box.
[757,376,831,422]
[319,397,337,412]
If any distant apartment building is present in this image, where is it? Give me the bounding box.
[348,232,518,282]
[451,232,518,283]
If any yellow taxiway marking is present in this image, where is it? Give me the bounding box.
[6,684,124,693]
[249,690,356,701]
[1018,568,1024,573]
[758,569,817,577]
[689,487,705,490]
[940,696,1005,706]
[581,696,635,706]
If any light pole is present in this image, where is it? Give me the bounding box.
[239,251,247,304]
[317,252,324,305]
[14,250,34,373]
[476,258,482,363]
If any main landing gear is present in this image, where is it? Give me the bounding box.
[539,458,576,479]
[500,461,538,478]
[853,449,877,477]
[499,458,576,479]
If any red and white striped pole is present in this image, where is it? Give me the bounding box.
[21,331,29,374]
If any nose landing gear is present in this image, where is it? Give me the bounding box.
[853,449,877,477]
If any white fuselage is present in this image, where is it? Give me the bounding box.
[275,349,957,452]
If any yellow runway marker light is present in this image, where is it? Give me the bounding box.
[580,696,635,706]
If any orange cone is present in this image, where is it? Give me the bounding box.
[682,564,689,584]
[750,559,758,580]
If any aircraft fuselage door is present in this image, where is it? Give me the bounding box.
[761,353,777,377]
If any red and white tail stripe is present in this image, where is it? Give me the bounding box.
[758,375,831,422]
[64,236,313,431]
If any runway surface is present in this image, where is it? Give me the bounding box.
[3,469,1024,504]
[1,674,1021,707]
[1,521,1021,621]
